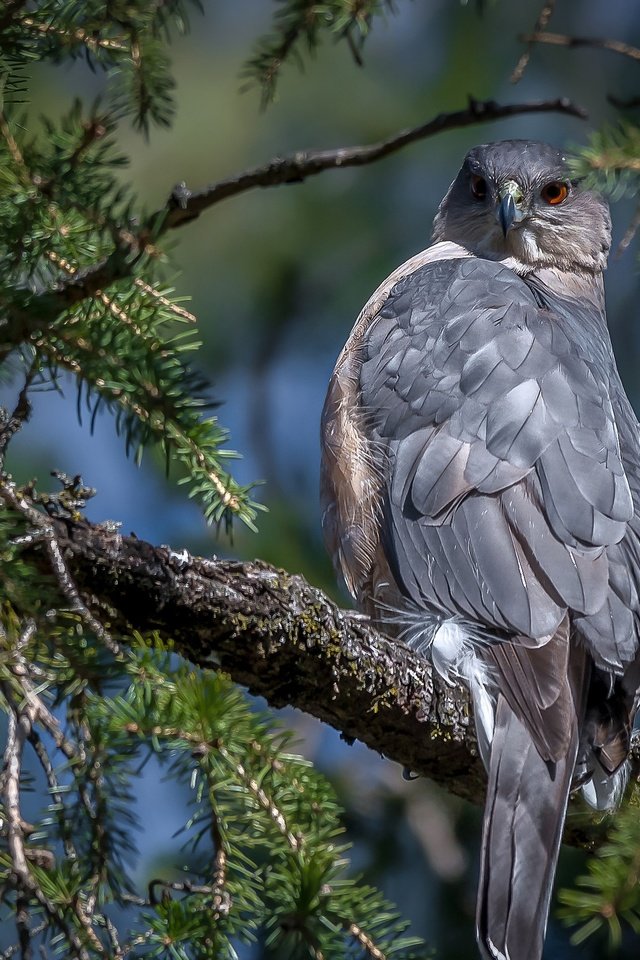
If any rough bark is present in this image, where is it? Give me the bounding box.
[34,517,633,848]
[42,517,486,804]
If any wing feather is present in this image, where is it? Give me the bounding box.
[358,257,637,666]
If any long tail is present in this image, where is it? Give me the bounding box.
[476,694,579,960]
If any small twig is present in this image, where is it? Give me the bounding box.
[511,1,556,83]
[218,744,301,852]
[2,708,92,960]
[153,96,587,233]
[0,632,85,893]
[47,248,142,311]
[16,895,32,960]
[46,251,196,326]
[120,928,155,957]
[67,118,109,169]
[348,922,387,960]
[0,360,38,462]
[20,15,128,52]
[0,478,121,656]
[27,728,76,863]
[0,921,47,960]
[147,878,217,904]
[521,31,640,62]
[251,15,305,108]
[119,892,148,907]
[94,915,123,959]
[4,710,32,884]
[133,279,196,324]
[47,529,121,654]
[3,663,80,766]
[616,204,640,258]
[0,109,27,176]
[209,801,230,918]
[608,93,640,110]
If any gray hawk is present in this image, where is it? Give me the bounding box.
[320,140,640,960]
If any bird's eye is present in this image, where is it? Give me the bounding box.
[541,181,569,205]
[470,174,488,200]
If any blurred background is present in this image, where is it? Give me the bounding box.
[4,1,640,956]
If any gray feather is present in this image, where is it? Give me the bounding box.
[360,256,633,644]
[322,143,640,960]
[478,694,579,960]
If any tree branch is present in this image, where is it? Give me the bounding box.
[154,97,587,232]
[21,516,631,850]
[38,517,484,805]
[510,1,557,84]
[521,32,640,62]
[1,96,586,356]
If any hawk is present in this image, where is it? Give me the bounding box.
[321,140,640,960]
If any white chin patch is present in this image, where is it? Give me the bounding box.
[509,226,541,264]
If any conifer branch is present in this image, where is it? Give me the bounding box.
[20,15,129,52]
[0,0,29,33]
[0,699,93,959]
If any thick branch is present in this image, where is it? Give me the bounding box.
[24,517,628,850]
[155,97,587,232]
[41,517,485,805]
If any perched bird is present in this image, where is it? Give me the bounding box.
[321,140,640,960]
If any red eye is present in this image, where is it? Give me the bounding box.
[470,174,487,200]
[541,181,569,205]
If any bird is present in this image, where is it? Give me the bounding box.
[320,139,640,960]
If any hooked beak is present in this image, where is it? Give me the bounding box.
[496,181,524,237]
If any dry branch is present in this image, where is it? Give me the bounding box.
[155,97,586,232]
[1,96,586,353]
[510,1,557,83]
[521,32,640,62]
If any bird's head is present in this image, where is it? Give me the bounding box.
[432,140,611,274]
